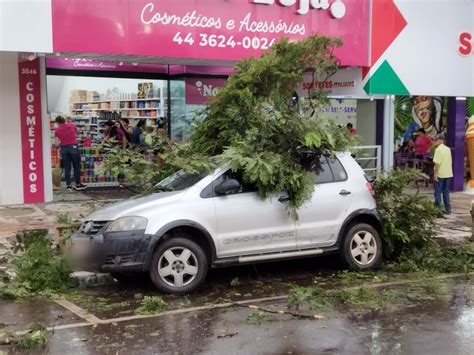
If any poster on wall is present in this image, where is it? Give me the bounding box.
[396,96,474,145]
[395,96,446,143]
[18,58,45,203]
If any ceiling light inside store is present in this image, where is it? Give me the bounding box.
[131,62,139,66]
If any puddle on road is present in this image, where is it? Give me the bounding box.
[42,277,473,354]
[0,299,83,332]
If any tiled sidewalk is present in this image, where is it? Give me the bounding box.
[0,191,472,242]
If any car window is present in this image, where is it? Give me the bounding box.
[200,169,257,198]
[313,156,334,184]
[328,157,348,182]
[219,170,258,195]
[155,170,207,192]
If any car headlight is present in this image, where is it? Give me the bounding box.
[106,217,148,232]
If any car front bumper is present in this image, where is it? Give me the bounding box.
[70,230,154,273]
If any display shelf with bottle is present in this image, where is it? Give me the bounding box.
[70,86,164,119]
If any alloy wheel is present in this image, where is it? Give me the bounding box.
[350,231,378,266]
[157,247,199,287]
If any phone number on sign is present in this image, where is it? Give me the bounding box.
[173,32,277,50]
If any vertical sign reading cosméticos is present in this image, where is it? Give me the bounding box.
[18,58,44,203]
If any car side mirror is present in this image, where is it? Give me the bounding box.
[215,179,241,195]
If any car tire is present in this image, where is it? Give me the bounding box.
[149,237,208,294]
[341,223,382,271]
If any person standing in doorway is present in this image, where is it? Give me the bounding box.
[54,116,87,192]
[433,134,453,214]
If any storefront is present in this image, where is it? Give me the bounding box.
[1,0,378,205]
[2,0,472,207]
[361,0,474,192]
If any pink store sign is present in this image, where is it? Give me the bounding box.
[52,0,369,67]
[18,58,45,204]
[186,78,227,105]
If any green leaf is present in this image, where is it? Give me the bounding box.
[304,132,321,149]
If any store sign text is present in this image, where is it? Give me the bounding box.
[251,0,346,18]
[141,3,307,35]
[18,58,45,203]
[302,79,355,91]
[252,0,346,19]
[185,78,227,105]
[458,32,473,56]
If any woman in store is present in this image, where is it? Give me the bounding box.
[54,116,87,192]
[120,118,133,136]
[117,120,131,144]
[103,120,128,148]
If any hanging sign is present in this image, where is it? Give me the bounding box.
[18,58,45,204]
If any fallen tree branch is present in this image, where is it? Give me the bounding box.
[223,299,324,320]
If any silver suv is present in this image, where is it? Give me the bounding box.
[72,153,382,294]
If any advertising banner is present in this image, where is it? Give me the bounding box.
[52,0,370,66]
[18,58,45,204]
[185,78,227,105]
[297,68,372,98]
[363,0,474,97]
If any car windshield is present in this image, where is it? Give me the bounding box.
[154,170,208,192]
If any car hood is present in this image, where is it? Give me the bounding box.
[85,190,185,221]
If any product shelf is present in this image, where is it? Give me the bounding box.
[72,98,161,104]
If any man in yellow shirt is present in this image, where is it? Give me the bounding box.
[433,135,453,214]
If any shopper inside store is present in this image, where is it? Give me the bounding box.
[54,115,88,192]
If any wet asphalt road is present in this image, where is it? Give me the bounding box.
[0,258,473,354]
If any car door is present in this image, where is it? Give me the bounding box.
[296,156,353,248]
[206,169,296,258]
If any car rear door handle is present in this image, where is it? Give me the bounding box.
[339,190,351,196]
[278,195,291,203]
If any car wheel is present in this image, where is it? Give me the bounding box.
[149,238,208,294]
[341,223,382,270]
